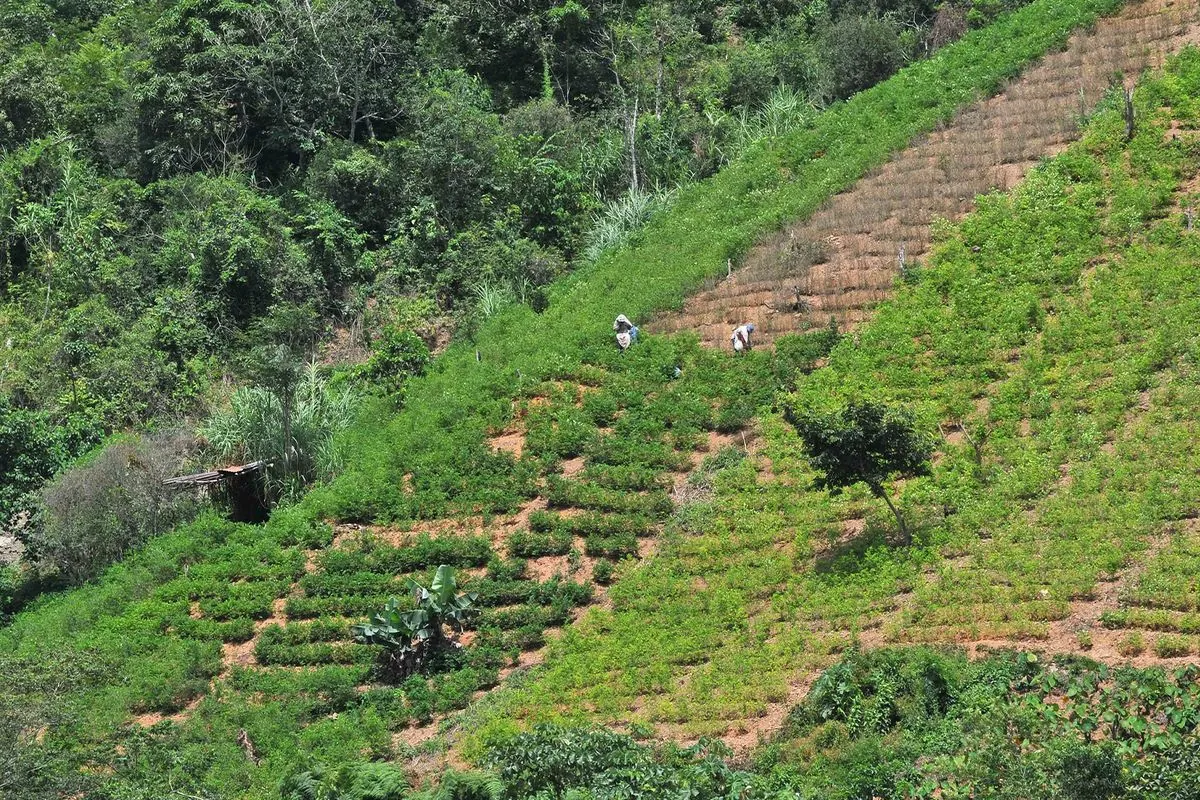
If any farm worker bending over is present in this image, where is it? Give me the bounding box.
[731,323,755,353]
[614,314,638,351]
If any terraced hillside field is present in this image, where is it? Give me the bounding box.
[6,3,1200,798]
[465,50,1200,759]
[651,0,1200,347]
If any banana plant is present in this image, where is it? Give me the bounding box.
[405,564,478,647]
[351,565,478,678]
[351,596,419,652]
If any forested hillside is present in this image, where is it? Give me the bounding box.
[7,0,1200,798]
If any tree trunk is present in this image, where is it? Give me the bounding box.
[627,95,639,192]
[879,489,909,546]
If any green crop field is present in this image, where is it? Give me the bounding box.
[8,1,1200,798]
[469,49,1200,749]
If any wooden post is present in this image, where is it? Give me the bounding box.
[1124,87,1135,142]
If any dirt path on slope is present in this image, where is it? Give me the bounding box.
[651,0,1200,348]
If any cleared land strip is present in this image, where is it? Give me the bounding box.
[651,0,1200,347]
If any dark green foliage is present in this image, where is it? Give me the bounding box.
[279,761,409,800]
[761,650,1200,799]
[772,324,842,389]
[507,529,573,558]
[0,397,101,523]
[822,14,907,100]
[485,724,751,800]
[317,535,493,576]
[486,724,645,798]
[357,329,431,399]
[785,400,933,543]
[592,559,615,585]
[584,532,638,560]
[1056,742,1124,800]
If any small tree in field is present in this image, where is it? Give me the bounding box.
[785,401,933,545]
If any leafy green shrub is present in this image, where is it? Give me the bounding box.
[581,391,619,427]
[528,511,557,533]
[1117,632,1145,656]
[508,530,573,558]
[372,536,494,573]
[483,724,746,799]
[357,328,430,398]
[1055,741,1124,800]
[592,559,615,585]
[1154,635,1191,658]
[286,594,395,620]
[280,761,410,800]
[822,13,906,101]
[173,617,256,643]
[300,571,399,598]
[773,323,842,389]
[267,506,335,548]
[584,532,638,559]
[565,513,652,539]
[531,578,593,608]
[523,406,597,460]
[545,477,672,518]
[478,605,550,631]
[471,579,535,607]
[581,464,665,492]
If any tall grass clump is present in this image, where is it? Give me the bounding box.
[203,363,356,500]
[723,85,819,160]
[582,186,678,262]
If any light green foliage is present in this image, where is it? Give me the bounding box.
[203,363,356,500]
[461,49,1200,753]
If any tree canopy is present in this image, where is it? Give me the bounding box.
[785,399,933,544]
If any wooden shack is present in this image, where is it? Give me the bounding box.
[164,461,270,523]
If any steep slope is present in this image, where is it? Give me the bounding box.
[0,2,1183,796]
[466,50,1200,756]
[651,0,1200,347]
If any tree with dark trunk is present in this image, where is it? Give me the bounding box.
[784,400,933,545]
